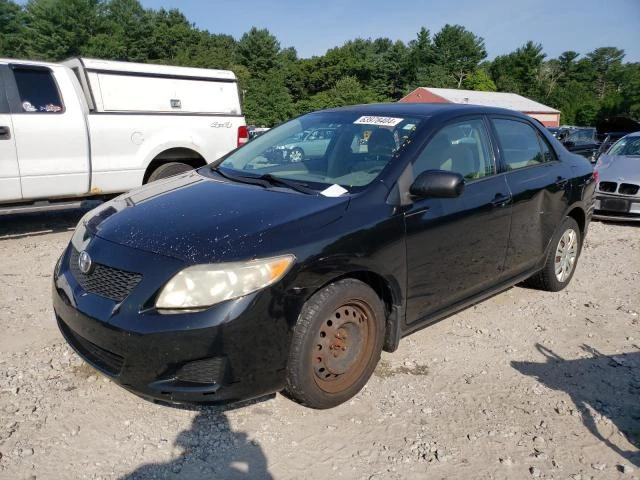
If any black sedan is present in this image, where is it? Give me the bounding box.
[53,104,596,409]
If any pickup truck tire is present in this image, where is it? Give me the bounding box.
[147,162,193,182]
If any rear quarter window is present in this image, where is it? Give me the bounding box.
[13,68,64,113]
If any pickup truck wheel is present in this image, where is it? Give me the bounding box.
[525,217,581,292]
[147,162,193,182]
[284,279,385,409]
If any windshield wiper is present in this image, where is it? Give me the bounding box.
[210,166,270,187]
[211,167,319,195]
[255,174,320,195]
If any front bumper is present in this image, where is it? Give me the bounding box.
[53,237,295,405]
[593,192,640,222]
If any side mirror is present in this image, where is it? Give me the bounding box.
[409,170,465,199]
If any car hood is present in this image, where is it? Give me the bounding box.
[83,170,349,264]
[596,155,640,182]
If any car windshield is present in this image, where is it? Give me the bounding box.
[607,136,640,156]
[215,111,423,193]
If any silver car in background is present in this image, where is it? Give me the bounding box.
[593,131,640,221]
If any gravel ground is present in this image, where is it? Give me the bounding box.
[0,210,638,480]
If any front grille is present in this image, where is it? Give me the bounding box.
[58,318,124,376]
[599,181,617,193]
[619,183,639,195]
[69,248,142,302]
[175,357,226,384]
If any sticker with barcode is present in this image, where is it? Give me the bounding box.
[354,116,403,127]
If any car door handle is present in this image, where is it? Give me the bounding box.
[0,126,10,140]
[491,193,510,207]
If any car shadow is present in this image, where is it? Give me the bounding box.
[121,397,275,480]
[0,203,101,240]
[512,344,640,467]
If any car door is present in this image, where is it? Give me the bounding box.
[6,64,90,200]
[304,129,330,157]
[0,67,21,202]
[404,116,512,324]
[489,116,570,277]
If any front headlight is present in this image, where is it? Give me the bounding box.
[155,255,295,310]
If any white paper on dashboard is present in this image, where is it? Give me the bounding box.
[321,184,349,197]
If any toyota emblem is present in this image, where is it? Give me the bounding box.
[78,251,93,274]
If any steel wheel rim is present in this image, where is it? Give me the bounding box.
[554,228,578,282]
[312,300,375,394]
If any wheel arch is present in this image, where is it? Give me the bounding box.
[304,269,404,353]
[143,147,207,184]
[566,205,586,236]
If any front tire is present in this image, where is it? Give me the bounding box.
[525,217,581,292]
[147,162,193,183]
[288,147,305,163]
[284,279,385,409]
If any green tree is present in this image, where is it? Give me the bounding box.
[586,47,625,99]
[235,27,280,75]
[0,0,28,57]
[83,0,151,61]
[490,41,546,98]
[558,51,579,77]
[25,0,105,60]
[294,76,376,115]
[370,38,409,100]
[405,27,433,84]
[242,72,294,126]
[462,69,497,91]
[539,59,562,98]
[431,24,486,88]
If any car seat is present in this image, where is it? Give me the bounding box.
[367,129,396,157]
[440,143,478,179]
[413,132,451,174]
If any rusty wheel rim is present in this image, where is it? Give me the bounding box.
[312,300,375,394]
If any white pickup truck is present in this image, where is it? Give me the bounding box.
[0,57,247,214]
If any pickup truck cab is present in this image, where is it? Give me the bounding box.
[0,57,246,214]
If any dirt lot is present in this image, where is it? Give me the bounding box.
[0,210,638,480]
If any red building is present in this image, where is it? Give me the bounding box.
[400,87,560,127]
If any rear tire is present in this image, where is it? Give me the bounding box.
[525,217,581,292]
[147,162,193,183]
[284,279,385,409]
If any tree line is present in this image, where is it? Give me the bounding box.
[1,0,638,127]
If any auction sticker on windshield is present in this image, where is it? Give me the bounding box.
[354,116,404,127]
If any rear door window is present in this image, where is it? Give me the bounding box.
[12,68,64,113]
[492,118,548,170]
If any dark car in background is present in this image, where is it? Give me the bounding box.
[593,131,640,221]
[53,104,596,410]
[555,127,600,160]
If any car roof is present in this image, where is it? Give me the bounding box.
[320,102,534,121]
